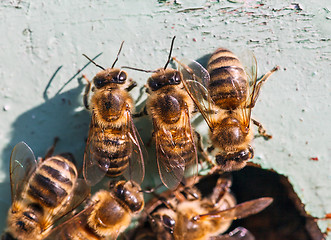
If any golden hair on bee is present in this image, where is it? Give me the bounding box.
[141,174,272,240]
[176,47,279,172]
[123,37,209,189]
[2,140,89,240]
[82,42,145,186]
[43,180,144,240]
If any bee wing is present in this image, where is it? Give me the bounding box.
[178,58,210,88]
[42,202,95,240]
[155,123,185,190]
[42,178,90,232]
[83,119,110,186]
[122,108,146,185]
[197,197,273,222]
[9,142,37,203]
[237,49,258,128]
[182,104,199,184]
[210,227,255,240]
[154,105,198,190]
[175,57,215,131]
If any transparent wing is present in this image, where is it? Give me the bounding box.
[239,49,258,91]
[83,119,110,186]
[155,123,185,190]
[197,197,273,221]
[122,108,146,185]
[42,178,90,232]
[10,142,37,203]
[182,105,199,184]
[42,202,95,240]
[154,106,198,190]
[237,49,258,128]
[174,57,215,130]
[178,58,210,88]
[211,227,255,240]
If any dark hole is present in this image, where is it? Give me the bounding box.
[230,165,324,240]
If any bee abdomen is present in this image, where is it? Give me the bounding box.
[27,157,77,208]
[28,174,68,208]
[40,165,73,187]
[91,128,132,177]
[158,128,195,165]
[106,154,130,177]
[207,48,248,109]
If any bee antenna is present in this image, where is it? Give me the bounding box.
[164,36,176,70]
[82,54,105,70]
[122,66,157,73]
[111,41,125,68]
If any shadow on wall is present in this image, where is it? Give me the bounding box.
[0,70,91,231]
[2,54,106,181]
[2,81,91,172]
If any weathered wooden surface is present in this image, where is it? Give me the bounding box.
[0,0,330,237]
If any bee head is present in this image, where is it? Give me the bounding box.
[83,41,127,89]
[93,69,128,89]
[215,146,253,171]
[150,208,176,234]
[6,203,43,240]
[112,181,144,213]
[147,68,182,91]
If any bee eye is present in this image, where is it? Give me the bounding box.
[148,79,159,90]
[174,72,181,82]
[170,72,181,84]
[94,77,104,88]
[118,72,127,82]
[162,215,175,229]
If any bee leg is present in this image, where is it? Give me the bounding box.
[249,66,279,108]
[44,137,59,160]
[252,118,272,140]
[133,106,148,118]
[82,75,92,110]
[147,192,176,211]
[210,176,231,207]
[125,79,138,92]
[212,227,255,240]
[194,130,214,166]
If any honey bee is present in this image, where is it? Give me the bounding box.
[145,174,272,240]
[123,37,208,189]
[2,141,89,240]
[175,48,279,172]
[82,42,145,186]
[43,180,144,240]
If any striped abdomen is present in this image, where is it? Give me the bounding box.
[151,90,196,166]
[89,122,131,177]
[207,48,248,110]
[26,155,77,209]
[157,126,196,167]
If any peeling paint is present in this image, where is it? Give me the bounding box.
[0,0,330,237]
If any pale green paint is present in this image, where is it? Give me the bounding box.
[0,0,330,237]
